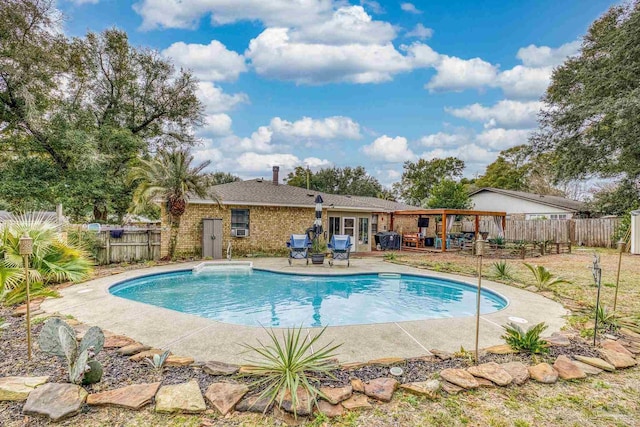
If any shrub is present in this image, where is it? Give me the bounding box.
[595,305,619,330]
[145,350,171,371]
[3,281,59,306]
[383,251,398,261]
[241,327,341,417]
[38,318,105,384]
[522,263,570,291]
[502,322,549,354]
[491,260,513,280]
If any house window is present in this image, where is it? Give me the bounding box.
[359,217,369,245]
[329,217,340,239]
[231,209,250,230]
[550,214,568,220]
[371,214,378,235]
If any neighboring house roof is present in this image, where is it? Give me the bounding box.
[189,179,419,212]
[469,187,588,212]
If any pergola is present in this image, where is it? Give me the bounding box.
[393,209,507,252]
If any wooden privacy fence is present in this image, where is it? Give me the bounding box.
[93,227,162,265]
[461,218,621,248]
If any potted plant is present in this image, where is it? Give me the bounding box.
[310,238,327,265]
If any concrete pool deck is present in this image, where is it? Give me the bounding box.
[40,258,569,364]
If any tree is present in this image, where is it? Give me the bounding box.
[128,149,214,258]
[588,180,640,216]
[376,189,397,201]
[286,166,382,197]
[0,1,203,221]
[531,1,640,206]
[207,172,241,186]
[425,179,472,209]
[393,157,465,205]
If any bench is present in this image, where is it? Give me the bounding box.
[402,233,424,248]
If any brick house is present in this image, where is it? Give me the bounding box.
[160,167,420,258]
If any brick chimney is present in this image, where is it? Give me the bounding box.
[272,166,280,185]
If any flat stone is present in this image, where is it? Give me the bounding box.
[12,302,41,316]
[500,362,529,385]
[165,356,195,367]
[319,385,352,404]
[620,340,640,354]
[430,349,453,360]
[602,339,634,357]
[23,383,87,422]
[363,378,397,402]
[129,349,167,362]
[553,356,586,380]
[341,394,371,410]
[485,344,517,355]
[350,378,364,393]
[316,400,343,418]
[281,387,313,416]
[399,380,440,399]
[205,382,249,415]
[0,376,49,401]
[572,360,603,375]
[155,380,206,413]
[599,348,637,369]
[475,378,495,388]
[103,335,136,348]
[117,344,151,356]
[341,362,367,370]
[235,394,273,413]
[440,368,479,389]
[273,406,307,426]
[87,382,161,409]
[467,362,513,386]
[574,355,615,372]
[546,333,571,346]
[367,357,405,366]
[441,381,464,394]
[620,328,640,342]
[203,361,240,376]
[528,363,558,384]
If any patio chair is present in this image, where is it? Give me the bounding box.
[287,234,312,265]
[328,235,353,267]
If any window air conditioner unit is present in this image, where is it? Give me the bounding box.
[231,228,249,237]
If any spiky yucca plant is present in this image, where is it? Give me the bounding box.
[595,305,619,330]
[491,260,513,280]
[523,263,570,291]
[241,327,341,417]
[502,322,549,354]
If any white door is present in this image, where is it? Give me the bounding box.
[342,217,357,252]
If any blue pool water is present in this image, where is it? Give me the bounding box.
[110,270,507,327]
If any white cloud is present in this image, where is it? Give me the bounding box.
[445,100,543,129]
[400,3,422,14]
[197,82,249,114]
[162,40,246,82]
[420,132,471,148]
[233,152,330,172]
[269,116,361,140]
[134,0,334,30]
[290,6,396,45]
[362,135,415,163]
[426,55,498,92]
[475,128,531,150]
[360,0,384,14]
[516,40,580,67]
[406,24,433,40]
[496,65,552,99]
[246,27,416,84]
[201,114,233,136]
[68,0,99,4]
[421,144,496,171]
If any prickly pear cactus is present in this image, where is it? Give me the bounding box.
[69,349,89,384]
[38,318,76,357]
[79,326,104,355]
[82,360,103,385]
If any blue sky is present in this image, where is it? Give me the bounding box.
[58,0,617,186]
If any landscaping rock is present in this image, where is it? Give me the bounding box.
[399,380,440,399]
[363,378,397,402]
[620,340,640,354]
[601,339,635,357]
[235,394,272,413]
[12,302,41,317]
[573,355,615,372]
[528,363,558,384]
[117,344,151,356]
[87,382,160,409]
[599,348,637,369]
[23,383,87,422]
[367,357,405,366]
[281,388,313,416]
[319,385,352,404]
[485,344,517,355]
[620,328,640,342]
[441,381,463,394]
[0,376,49,401]
[155,380,206,413]
[341,394,371,410]
[205,382,249,415]
[572,360,603,376]
[439,368,479,389]
[316,400,344,417]
[350,378,365,393]
[475,378,495,388]
[103,335,136,348]
[130,349,167,362]
[467,362,513,386]
[341,362,367,370]
[430,349,453,360]
[203,361,240,376]
[553,355,586,380]
[165,356,195,367]
[500,362,529,385]
[546,333,571,347]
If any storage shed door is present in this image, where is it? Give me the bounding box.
[202,219,223,259]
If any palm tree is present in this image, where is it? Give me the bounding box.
[128,149,215,258]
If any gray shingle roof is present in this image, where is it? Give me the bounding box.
[469,187,588,212]
[190,179,419,212]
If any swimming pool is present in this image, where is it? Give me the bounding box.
[109,270,507,328]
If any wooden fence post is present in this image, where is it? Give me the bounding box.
[147,229,152,259]
[105,232,111,264]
